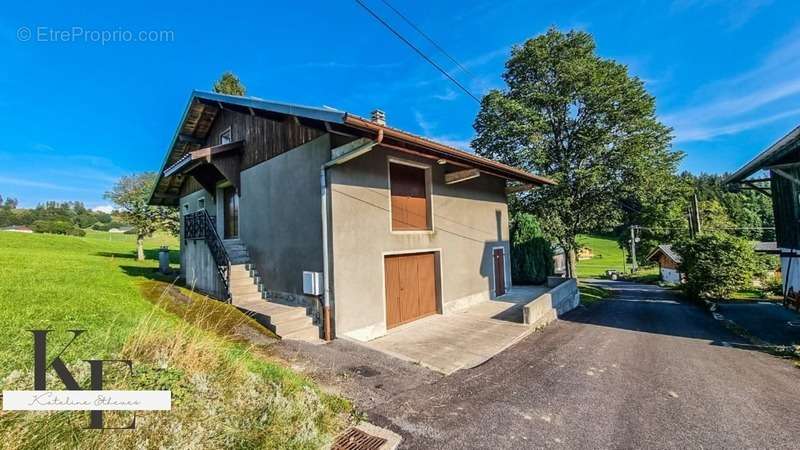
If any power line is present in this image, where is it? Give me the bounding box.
[378,0,475,80]
[354,0,481,103]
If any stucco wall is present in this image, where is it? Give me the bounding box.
[780,254,800,293]
[178,189,224,298]
[329,147,511,341]
[238,134,330,298]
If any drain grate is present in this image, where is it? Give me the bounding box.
[348,365,381,377]
[332,427,387,450]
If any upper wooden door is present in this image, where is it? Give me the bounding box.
[384,252,437,329]
[493,248,506,296]
[389,163,430,231]
[223,186,239,239]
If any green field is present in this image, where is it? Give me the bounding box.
[575,234,628,278]
[0,231,351,449]
[575,234,659,281]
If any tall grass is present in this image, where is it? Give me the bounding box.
[0,284,352,449]
[0,232,352,449]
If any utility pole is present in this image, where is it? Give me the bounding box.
[630,225,638,272]
[688,193,701,237]
[693,193,701,235]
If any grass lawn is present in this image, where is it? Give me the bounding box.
[575,234,627,278]
[575,234,660,281]
[0,231,352,449]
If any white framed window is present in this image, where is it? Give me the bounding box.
[219,127,232,145]
[182,203,190,215]
[198,198,205,210]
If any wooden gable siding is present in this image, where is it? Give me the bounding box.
[180,176,203,197]
[770,167,800,250]
[206,109,325,171]
[180,108,326,197]
[656,252,679,270]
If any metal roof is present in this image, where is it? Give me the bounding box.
[647,244,682,264]
[192,90,347,123]
[725,124,800,184]
[149,90,555,205]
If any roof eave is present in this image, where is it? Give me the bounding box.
[725,124,800,184]
[341,114,556,186]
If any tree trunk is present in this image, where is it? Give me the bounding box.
[136,236,145,261]
[565,248,578,279]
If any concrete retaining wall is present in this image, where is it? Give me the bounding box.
[522,278,580,328]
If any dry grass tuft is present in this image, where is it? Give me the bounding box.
[0,282,352,450]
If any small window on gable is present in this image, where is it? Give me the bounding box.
[390,162,431,231]
[183,203,190,215]
[219,128,232,145]
[198,198,205,210]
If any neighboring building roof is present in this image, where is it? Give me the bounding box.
[725,124,800,184]
[149,90,556,205]
[753,241,779,254]
[1,225,33,232]
[647,244,682,264]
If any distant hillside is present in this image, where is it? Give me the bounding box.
[575,234,627,278]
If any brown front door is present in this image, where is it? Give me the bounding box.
[223,186,239,239]
[384,252,437,329]
[493,248,506,296]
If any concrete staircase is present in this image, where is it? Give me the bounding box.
[223,240,321,342]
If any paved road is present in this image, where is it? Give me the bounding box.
[355,281,800,449]
[716,300,800,346]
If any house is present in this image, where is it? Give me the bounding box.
[148,91,555,342]
[647,244,682,284]
[1,225,33,233]
[726,124,800,293]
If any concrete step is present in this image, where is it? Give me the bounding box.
[229,256,250,265]
[271,315,315,336]
[226,250,250,260]
[236,299,307,321]
[232,292,265,303]
[281,326,321,341]
[229,268,255,281]
[230,284,260,296]
[229,276,256,289]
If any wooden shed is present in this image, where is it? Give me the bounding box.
[647,244,683,284]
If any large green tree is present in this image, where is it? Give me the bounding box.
[213,71,246,96]
[473,29,681,277]
[105,173,179,261]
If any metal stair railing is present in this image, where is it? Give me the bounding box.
[184,210,232,302]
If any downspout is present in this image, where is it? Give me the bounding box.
[320,130,383,340]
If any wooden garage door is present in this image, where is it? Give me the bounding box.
[384,252,437,329]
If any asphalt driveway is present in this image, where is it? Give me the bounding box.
[276,281,800,449]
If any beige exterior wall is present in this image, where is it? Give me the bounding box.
[329,146,511,341]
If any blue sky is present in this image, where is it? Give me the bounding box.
[1,0,799,209]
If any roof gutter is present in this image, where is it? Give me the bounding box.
[319,131,383,340]
[342,114,556,186]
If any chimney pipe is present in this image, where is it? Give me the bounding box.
[371,109,386,126]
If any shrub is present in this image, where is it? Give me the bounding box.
[31,220,86,236]
[510,212,554,285]
[673,232,757,299]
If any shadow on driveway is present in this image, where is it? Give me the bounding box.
[717,302,800,346]
[565,279,749,347]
